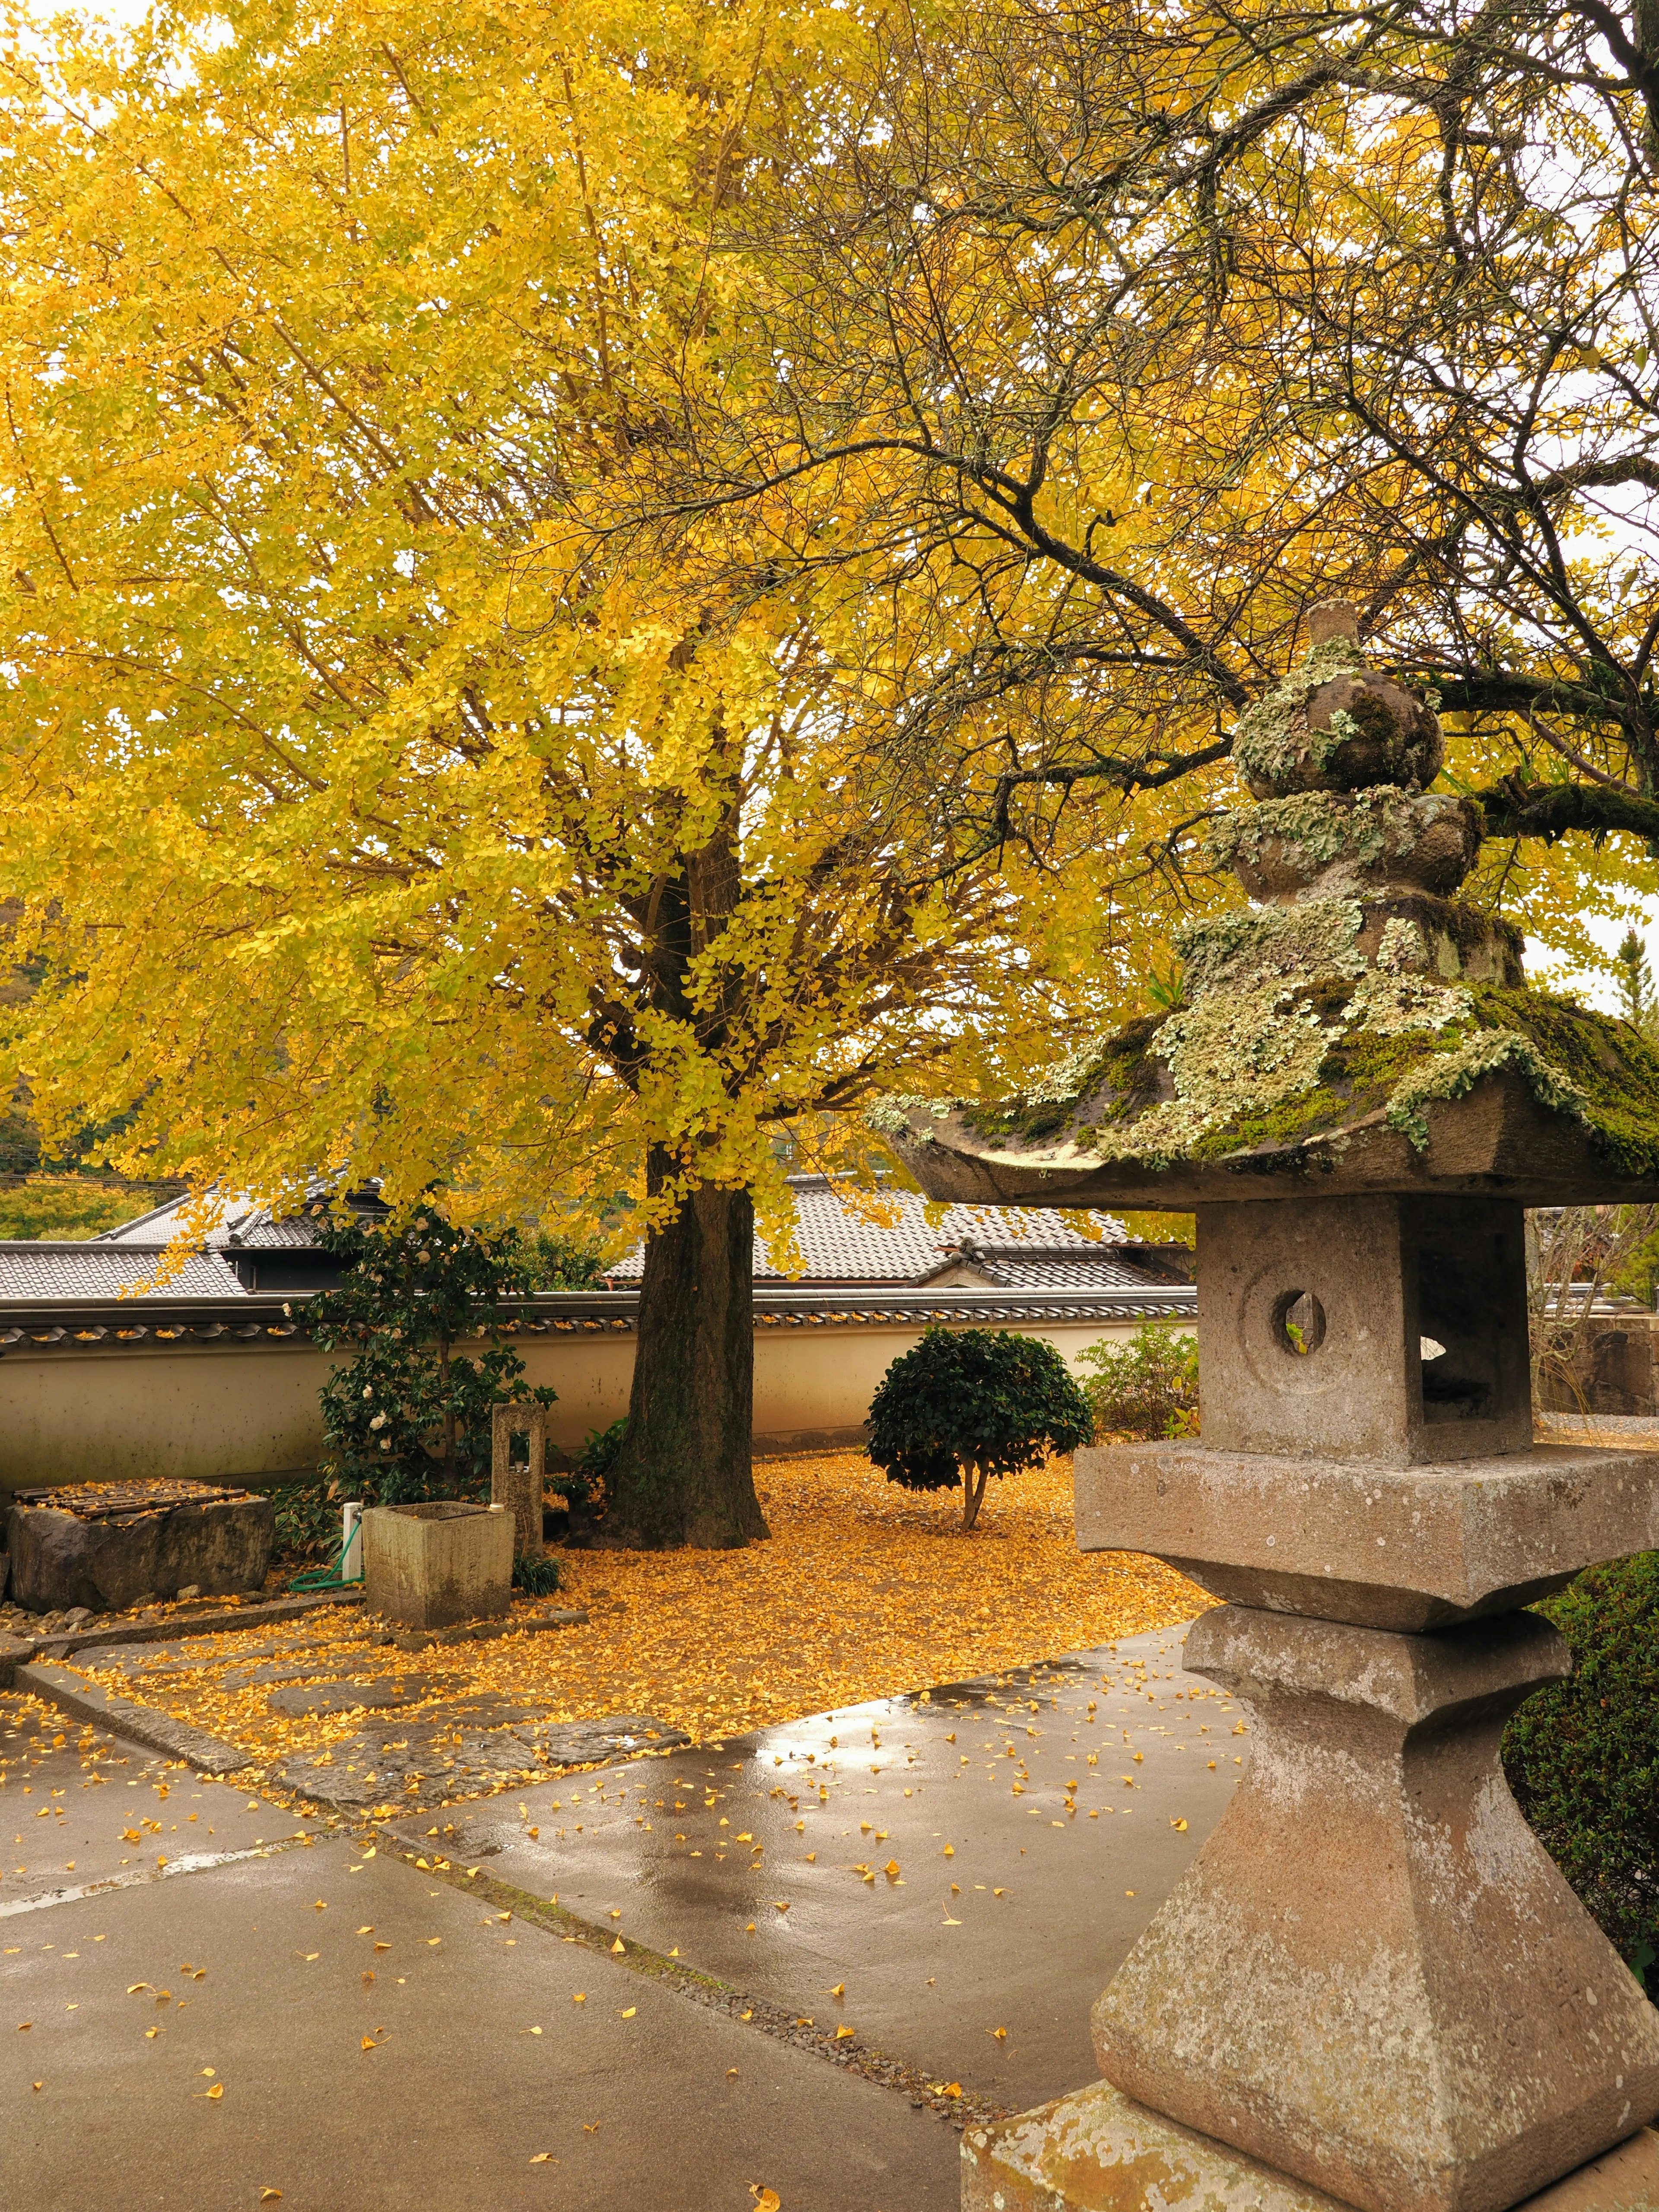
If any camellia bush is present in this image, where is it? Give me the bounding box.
[866,1326,1092,1531]
[1077,1322,1200,1440]
[308,1207,596,1506]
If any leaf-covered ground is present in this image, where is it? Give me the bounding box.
[75,1452,1203,1787]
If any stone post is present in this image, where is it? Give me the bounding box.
[490,1401,546,1560]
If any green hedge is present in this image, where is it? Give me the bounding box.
[1503,1552,1659,1990]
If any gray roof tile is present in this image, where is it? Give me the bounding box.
[0,1245,247,1298]
[607,1178,1150,1286]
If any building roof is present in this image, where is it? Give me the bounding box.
[603,1177,1165,1288]
[0,1243,247,1300]
[6,1172,1189,1305]
[91,1193,319,1249]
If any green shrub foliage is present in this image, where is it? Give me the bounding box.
[309,1207,593,1505]
[1503,1553,1659,1988]
[1076,1322,1200,1440]
[867,1326,1092,1530]
[512,1551,564,1597]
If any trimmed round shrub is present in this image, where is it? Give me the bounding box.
[866,1326,1092,1530]
[1503,1552,1659,1990]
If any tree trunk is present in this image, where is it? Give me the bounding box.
[963,1461,990,1532]
[601,1160,769,1549]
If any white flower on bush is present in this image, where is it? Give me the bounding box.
[369,1412,387,1431]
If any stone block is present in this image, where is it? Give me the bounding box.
[1195,1196,1532,1465]
[961,2084,1659,2212]
[491,1401,547,1558]
[1091,1605,1659,2212]
[5,1481,274,1614]
[361,1501,512,1630]
[1074,1440,1659,1631]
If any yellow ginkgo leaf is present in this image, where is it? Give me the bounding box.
[260,2192,283,2203]
[753,2191,782,2212]
[620,2007,636,2019]
[203,2084,224,2101]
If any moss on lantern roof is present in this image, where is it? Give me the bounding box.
[948,978,1659,1183]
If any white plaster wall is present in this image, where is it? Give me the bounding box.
[0,1316,1155,1491]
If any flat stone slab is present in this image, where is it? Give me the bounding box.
[1076,1441,1659,1630]
[6,1482,274,1613]
[29,1590,365,1662]
[961,2082,1659,2212]
[266,1674,456,1718]
[280,1709,691,1811]
[15,1663,253,1776]
[1,1692,305,1909]
[395,1624,1237,2115]
[1,1835,958,2210]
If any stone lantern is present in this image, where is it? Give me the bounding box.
[874,605,1659,2212]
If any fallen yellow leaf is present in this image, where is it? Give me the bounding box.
[620,2007,636,2019]
[836,2025,855,2040]
[361,2037,377,2051]
[261,2193,283,2204]
[610,1937,625,1954]
[203,2084,224,2101]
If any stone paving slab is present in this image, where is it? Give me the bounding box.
[0,1695,306,1910]
[266,1672,460,1717]
[0,1836,959,2212]
[13,1662,253,1775]
[280,1708,691,1811]
[394,1621,1238,2114]
[29,1589,366,1661]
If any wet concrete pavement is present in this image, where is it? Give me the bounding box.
[2,1615,1231,2209]
[1,1704,305,1911]
[392,1621,1243,2113]
[2,1832,956,2212]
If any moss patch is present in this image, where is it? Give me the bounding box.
[938,984,1659,1178]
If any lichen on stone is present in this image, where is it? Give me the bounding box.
[1208,788,1468,883]
[1176,897,1366,1000]
[1383,1028,1589,1148]
[883,979,1659,1183]
[865,1093,963,1141]
[1230,634,1367,791]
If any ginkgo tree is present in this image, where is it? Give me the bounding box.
[0,0,1178,1549]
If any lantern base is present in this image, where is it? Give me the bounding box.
[961,2083,1659,2212]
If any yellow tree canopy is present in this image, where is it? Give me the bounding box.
[0,0,1180,1267]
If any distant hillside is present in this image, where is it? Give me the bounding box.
[0,1174,185,1243]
